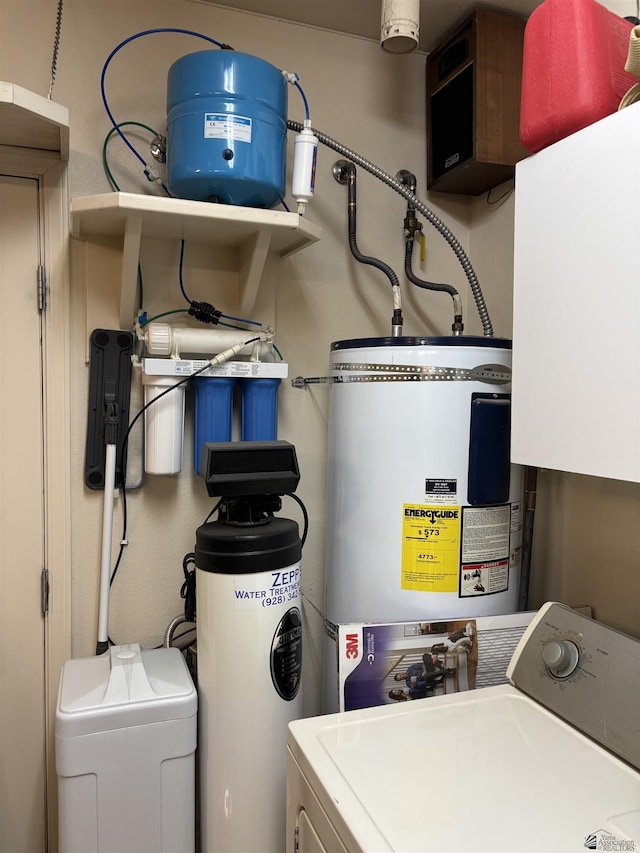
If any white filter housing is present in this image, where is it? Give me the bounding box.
[144,322,271,359]
[324,337,523,629]
[291,120,318,213]
[142,372,185,474]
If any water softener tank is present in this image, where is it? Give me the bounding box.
[324,336,524,629]
[195,442,303,853]
[166,50,287,207]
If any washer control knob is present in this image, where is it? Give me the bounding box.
[542,639,579,677]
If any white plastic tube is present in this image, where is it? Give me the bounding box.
[97,442,117,650]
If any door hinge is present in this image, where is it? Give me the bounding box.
[37,264,47,312]
[294,826,299,853]
[41,568,50,615]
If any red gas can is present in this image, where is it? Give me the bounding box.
[520,0,636,153]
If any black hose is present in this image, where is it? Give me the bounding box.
[404,239,464,333]
[404,239,459,298]
[345,164,400,289]
[349,232,400,284]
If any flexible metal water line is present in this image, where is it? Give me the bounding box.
[164,614,189,648]
[287,120,494,337]
[339,161,404,337]
[404,239,464,333]
[399,169,464,332]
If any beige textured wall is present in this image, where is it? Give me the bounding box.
[2,0,637,728]
[528,473,640,637]
[0,0,476,716]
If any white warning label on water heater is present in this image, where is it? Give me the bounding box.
[204,113,252,143]
[460,559,509,597]
[461,505,510,563]
[459,505,511,598]
[233,566,301,610]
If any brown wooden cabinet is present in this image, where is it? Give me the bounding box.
[426,8,529,196]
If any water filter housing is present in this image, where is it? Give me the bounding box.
[192,376,235,472]
[324,336,524,628]
[166,50,287,207]
[142,372,186,475]
[193,376,283,472]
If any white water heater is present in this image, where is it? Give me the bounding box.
[324,336,523,632]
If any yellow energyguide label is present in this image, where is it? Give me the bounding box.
[401,504,461,592]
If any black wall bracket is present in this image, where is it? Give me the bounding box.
[84,329,134,490]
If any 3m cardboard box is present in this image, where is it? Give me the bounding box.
[330,612,537,712]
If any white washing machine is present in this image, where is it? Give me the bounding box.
[287,603,640,852]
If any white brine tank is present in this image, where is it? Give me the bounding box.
[324,336,523,628]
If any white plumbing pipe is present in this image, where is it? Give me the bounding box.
[380,0,419,53]
[97,441,117,651]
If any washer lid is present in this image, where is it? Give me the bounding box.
[288,685,640,852]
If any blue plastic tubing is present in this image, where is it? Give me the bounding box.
[166,50,287,207]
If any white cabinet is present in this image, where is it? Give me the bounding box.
[70,192,321,327]
[512,103,640,483]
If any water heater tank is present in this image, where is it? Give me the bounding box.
[166,50,287,207]
[324,336,524,629]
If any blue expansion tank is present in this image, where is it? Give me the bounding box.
[166,50,287,208]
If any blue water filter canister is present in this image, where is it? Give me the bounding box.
[193,377,236,473]
[241,378,281,441]
[166,50,287,207]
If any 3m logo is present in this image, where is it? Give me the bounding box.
[345,633,359,660]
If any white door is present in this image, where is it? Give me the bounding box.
[0,174,47,851]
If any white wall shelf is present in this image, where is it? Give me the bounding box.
[0,81,69,161]
[70,192,321,327]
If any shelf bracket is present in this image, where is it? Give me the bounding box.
[120,214,142,328]
[69,193,321,329]
[237,230,272,319]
